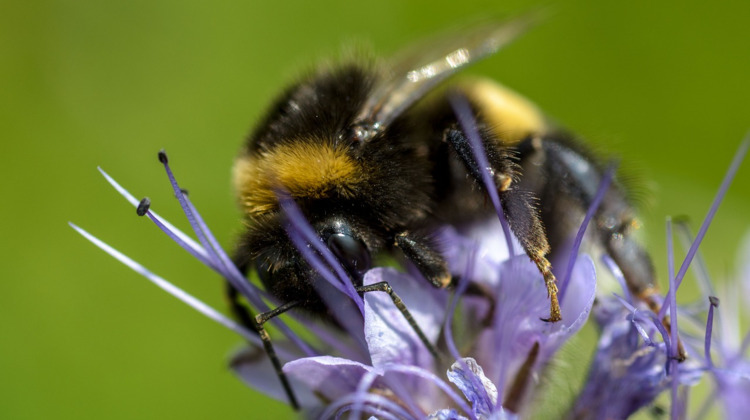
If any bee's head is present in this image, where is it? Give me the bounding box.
[235,211,375,309]
[319,217,373,279]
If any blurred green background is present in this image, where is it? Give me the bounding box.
[2,0,748,418]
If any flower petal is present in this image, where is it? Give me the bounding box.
[568,296,703,419]
[363,267,445,369]
[715,364,750,420]
[545,254,597,350]
[438,218,518,288]
[429,409,470,420]
[446,358,498,418]
[283,356,383,403]
[230,346,319,408]
[469,253,596,407]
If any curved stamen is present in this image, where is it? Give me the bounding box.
[450,93,515,257]
[705,296,720,369]
[659,136,749,319]
[559,163,616,302]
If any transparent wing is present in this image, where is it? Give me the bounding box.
[353,14,540,140]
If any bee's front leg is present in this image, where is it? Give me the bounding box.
[393,230,452,289]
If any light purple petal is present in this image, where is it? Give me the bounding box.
[714,364,750,420]
[283,356,383,402]
[320,391,417,420]
[488,409,520,420]
[558,254,598,327]
[472,254,596,395]
[429,409,470,420]
[472,257,545,392]
[378,364,476,418]
[446,358,498,418]
[543,254,597,355]
[438,218,519,288]
[363,267,445,369]
[230,346,319,408]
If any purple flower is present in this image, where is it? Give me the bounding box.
[273,244,596,418]
[568,137,749,419]
[567,293,703,419]
[70,152,598,418]
[70,134,749,418]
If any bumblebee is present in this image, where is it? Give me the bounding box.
[228,18,658,408]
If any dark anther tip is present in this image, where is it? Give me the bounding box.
[158,149,168,164]
[137,197,151,216]
[180,188,189,196]
[709,296,720,307]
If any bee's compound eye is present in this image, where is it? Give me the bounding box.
[327,233,371,276]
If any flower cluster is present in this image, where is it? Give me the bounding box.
[71,134,749,418]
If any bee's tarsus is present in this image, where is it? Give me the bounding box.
[537,259,562,322]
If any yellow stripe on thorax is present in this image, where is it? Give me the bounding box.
[461,78,548,145]
[233,140,363,218]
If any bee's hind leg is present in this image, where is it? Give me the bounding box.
[444,126,562,322]
[500,186,561,322]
